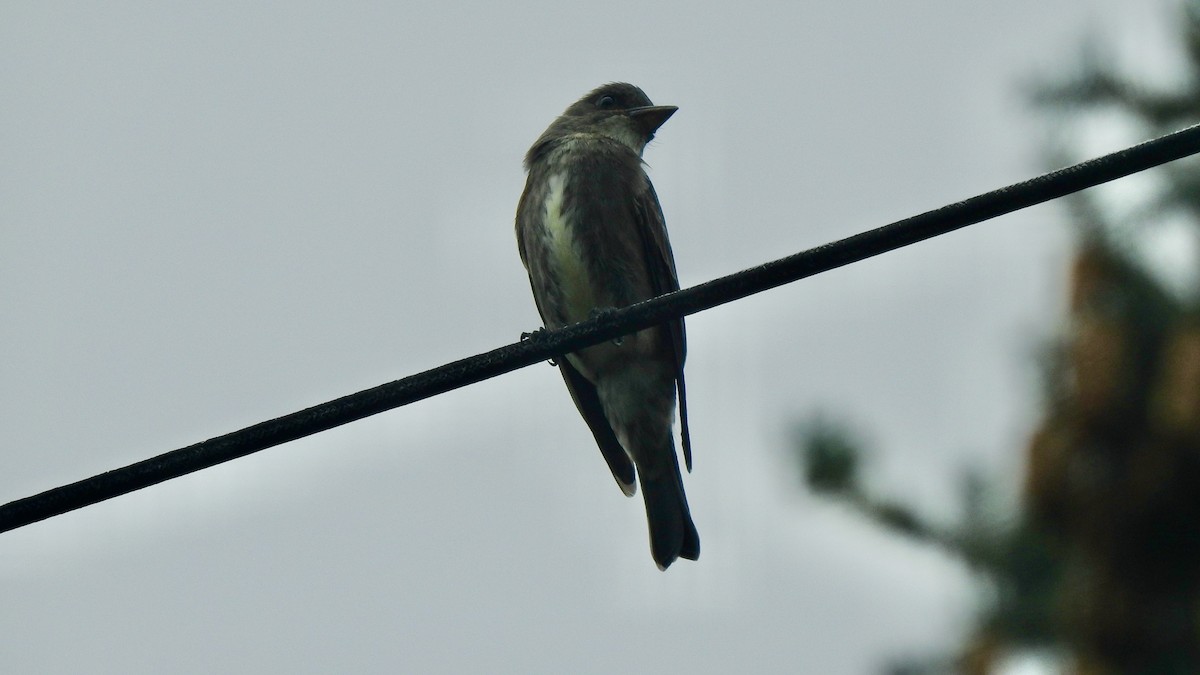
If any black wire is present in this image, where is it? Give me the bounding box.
[4,123,1200,535]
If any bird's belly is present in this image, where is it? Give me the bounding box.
[542,172,595,325]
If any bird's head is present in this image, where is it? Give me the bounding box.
[554,82,677,155]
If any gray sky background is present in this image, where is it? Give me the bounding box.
[0,2,1181,673]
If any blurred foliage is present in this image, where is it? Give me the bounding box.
[793,2,1200,673]
[796,416,861,493]
[1029,0,1200,233]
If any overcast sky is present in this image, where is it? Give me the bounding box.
[0,2,1182,673]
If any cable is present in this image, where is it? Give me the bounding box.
[3,123,1200,534]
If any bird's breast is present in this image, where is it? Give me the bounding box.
[542,172,595,324]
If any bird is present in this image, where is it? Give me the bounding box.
[515,82,699,569]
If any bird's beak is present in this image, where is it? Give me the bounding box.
[627,105,678,135]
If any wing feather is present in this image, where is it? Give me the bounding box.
[634,181,692,471]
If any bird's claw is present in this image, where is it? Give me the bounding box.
[520,328,559,367]
[588,307,626,346]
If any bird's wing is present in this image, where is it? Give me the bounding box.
[516,170,637,496]
[635,180,692,472]
[558,358,637,496]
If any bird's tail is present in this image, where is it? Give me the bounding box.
[640,450,700,570]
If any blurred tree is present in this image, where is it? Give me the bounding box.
[792,2,1200,672]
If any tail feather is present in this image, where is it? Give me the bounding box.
[640,466,700,570]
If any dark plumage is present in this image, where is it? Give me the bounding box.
[515,83,699,569]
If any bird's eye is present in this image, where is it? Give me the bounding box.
[596,95,616,109]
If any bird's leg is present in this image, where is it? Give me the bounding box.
[588,307,626,346]
[520,327,558,366]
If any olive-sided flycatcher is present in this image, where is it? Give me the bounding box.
[515,83,699,569]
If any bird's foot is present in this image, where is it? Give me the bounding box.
[588,307,626,346]
[520,328,558,366]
